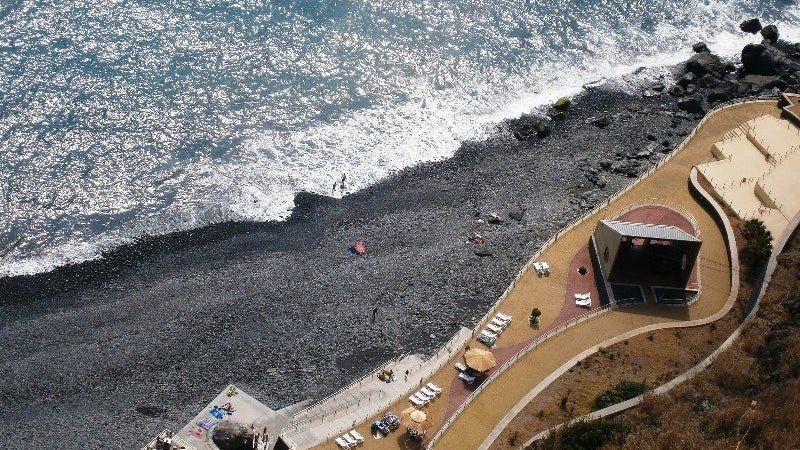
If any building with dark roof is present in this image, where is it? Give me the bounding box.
[590,210,702,305]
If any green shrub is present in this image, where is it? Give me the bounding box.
[594,380,647,410]
[535,419,627,450]
[741,219,773,268]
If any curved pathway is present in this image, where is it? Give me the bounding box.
[306,101,780,450]
[519,195,800,449]
[431,101,779,450]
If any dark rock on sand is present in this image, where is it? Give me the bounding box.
[692,42,709,53]
[668,84,686,97]
[678,72,698,87]
[508,207,525,222]
[740,18,762,34]
[685,84,697,95]
[699,73,721,88]
[761,24,779,42]
[474,245,493,257]
[590,116,611,128]
[707,80,747,103]
[599,158,613,170]
[677,96,705,114]
[651,83,665,92]
[509,116,551,140]
[548,110,567,121]
[742,74,787,92]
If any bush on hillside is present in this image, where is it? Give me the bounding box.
[594,380,648,410]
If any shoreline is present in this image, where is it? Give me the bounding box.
[0,81,701,449]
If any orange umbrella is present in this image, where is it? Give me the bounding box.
[464,348,496,372]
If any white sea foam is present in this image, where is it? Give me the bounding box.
[2,0,800,277]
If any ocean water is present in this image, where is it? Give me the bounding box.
[1,0,798,276]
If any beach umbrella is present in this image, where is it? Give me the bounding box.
[401,407,430,434]
[464,348,497,372]
[409,410,427,423]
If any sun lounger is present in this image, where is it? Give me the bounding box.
[490,317,509,328]
[421,386,438,397]
[459,372,476,384]
[533,261,543,274]
[409,394,427,407]
[476,332,495,346]
[455,362,468,372]
[335,436,351,448]
[481,329,497,338]
[427,382,443,393]
[496,312,512,321]
[486,323,503,334]
[541,261,550,274]
[416,391,432,402]
[342,433,358,446]
[349,430,365,443]
[575,292,591,307]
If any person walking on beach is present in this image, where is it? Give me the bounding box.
[340,173,347,190]
[332,180,338,193]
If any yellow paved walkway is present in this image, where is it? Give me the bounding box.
[308,102,780,450]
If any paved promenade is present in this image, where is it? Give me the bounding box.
[305,101,779,450]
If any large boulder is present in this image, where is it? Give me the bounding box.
[677,96,705,114]
[741,44,799,76]
[742,74,787,92]
[678,72,698,87]
[699,73,722,88]
[761,24,779,42]
[685,52,726,78]
[740,18,762,34]
[741,44,777,75]
[212,422,254,450]
[707,80,748,103]
[692,42,709,53]
[509,116,551,140]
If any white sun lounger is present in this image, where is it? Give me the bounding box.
[490,317,509,328]
[427,382,443,393]
[481,329,498,338]
[575,292,591,307]
[342,433,358,446]
[459,371,476,384]
[409,394,426,407]
[421,387,438,397]
[416,391,432,402]
[455,362,468,372]
[349,430,365,443]
[486,323,503,334]
[496,312,512,321]
[541,261,551,274]
[335,436,351,448]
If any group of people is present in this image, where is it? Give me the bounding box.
[332,173,348,193]
[377,368,395,382]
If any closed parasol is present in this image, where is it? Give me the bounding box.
[464,348,497,372]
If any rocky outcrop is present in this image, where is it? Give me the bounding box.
[692,42,709,53]
[685,52,726,78]
[508,115,551,140]
[761,24,779,42]
[740,18,762,34]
